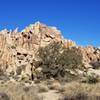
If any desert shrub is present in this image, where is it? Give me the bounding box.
[60,82,100,100]
[37,42,83,81]
[58,47,83,69]
[86,75,98,84]
[62,93,100,100]
[0,82,41,100]
[62,92,88,100]
[82,73,99,84]
[38,41,62,65]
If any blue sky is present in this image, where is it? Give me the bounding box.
[0,0,100,46]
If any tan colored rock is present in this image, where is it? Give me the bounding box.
[0,22,99,82]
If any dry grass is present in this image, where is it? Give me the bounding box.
[0,81,100,100]
[57,82,100,100]
[37,84,49,93]
[0,82,40,100]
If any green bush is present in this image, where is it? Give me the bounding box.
[83,73,99,84]
[37,42,83,80]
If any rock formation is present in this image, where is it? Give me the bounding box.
[0,22,76,81]
[0,22,99,83]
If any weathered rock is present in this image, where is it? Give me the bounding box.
[0,22,76,81]
[0,22,99,82]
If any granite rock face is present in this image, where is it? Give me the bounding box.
[0,22,100,82]
[0,22,76,81]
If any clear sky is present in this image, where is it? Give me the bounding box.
[0,0,100,47]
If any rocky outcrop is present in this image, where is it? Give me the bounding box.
[0,22,99,83]
[79,46,100,69]
[0,22,76,81]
